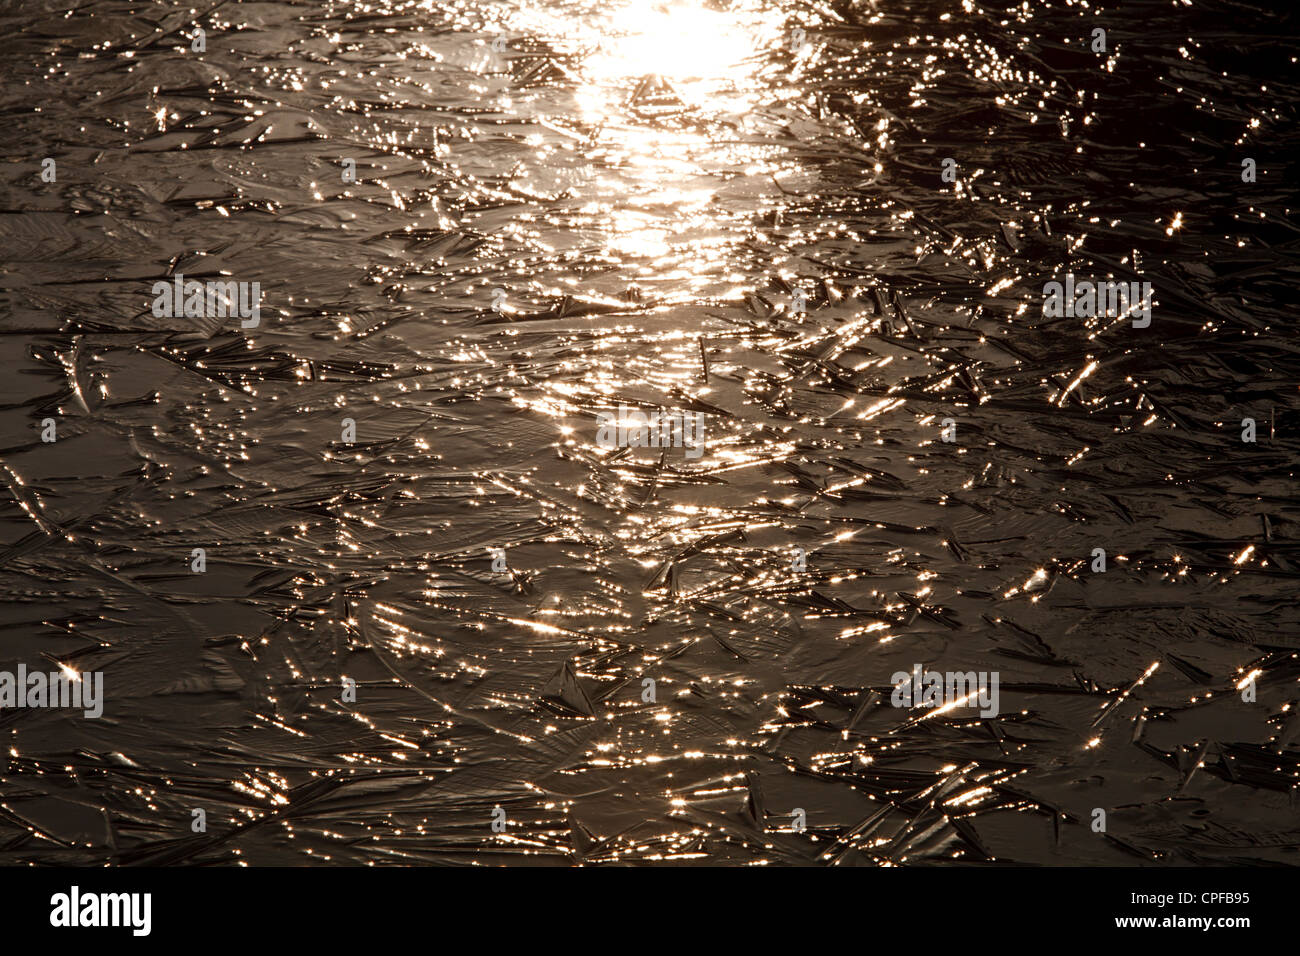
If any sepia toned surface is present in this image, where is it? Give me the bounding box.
[0,0,1297,865]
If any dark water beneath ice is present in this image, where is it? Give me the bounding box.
[0,0,1298,864]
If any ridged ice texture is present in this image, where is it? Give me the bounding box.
[0,0,1296,864]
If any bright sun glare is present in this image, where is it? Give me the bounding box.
[497,1,786,287]
[511,0,778,100]
[584,0,761,83]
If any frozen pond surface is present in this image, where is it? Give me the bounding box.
[0,0,1297,864]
